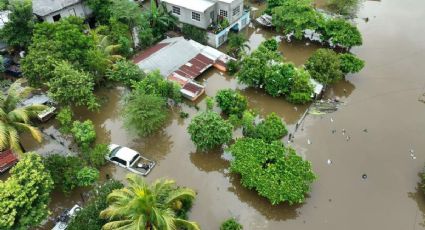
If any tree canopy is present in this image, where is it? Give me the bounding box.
[339,53,365,74]
[188,111,233,151]
[131,70,181,102]
[216,89,248,117]
[243,112,288,143]
[229,138,316,205]
[0,153,53,229]
[305,48,343,85]
[322,19,362,48]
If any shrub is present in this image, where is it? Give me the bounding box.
[56,106,74,134]
[339,53,365,74]
[76,167,100,187]
[286,68,314,104]
[181,23,207,44]
[106,59,145,86]
[216,89,248,117]
[323,19,362,48]
[71,120,96,149]
[131,70,181,102]
[68,180,124,230]
[305,48,342,85]
[227,59,239,75]
[85,144,109,168]
[230,138,316,205]
[188,111,233,151]
[243,112,288,142]
[264,63,296,97]
[220,218,243,230]
[123,90,168,137]
[261,38,279,51]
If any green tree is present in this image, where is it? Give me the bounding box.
[286,68,314,104]
[76,167,100,187]
[86,0,113,24]
[339,53,365,74]
[243,113,288,143]
[122,90,168,137]
[146,0,177,38]
[216,89,248,117]
[100,174,200,230]
[264,63,297,97]
[305,48,342,85]
[327,0,361,16]
[229,138,316,205]
[227,33,250,58]
[220,218,243,230]
[272,0,324,39]
[0,80,46,153]
[71,120,97,149]
[0,0,34,49]
[0,153,53,229]
[181,23,208,44]
[131,70,181,102]
[106,59,145,86]
[188,111,233,151]
[47,61,99,110]
[56,106,74,134]
[323,19,362,49]
[261,38,279,52]
[84,144,109,168]
[68,180,124,230]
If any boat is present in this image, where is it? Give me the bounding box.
[255,14,273,27]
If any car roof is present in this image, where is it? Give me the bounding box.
[113,146,139,162]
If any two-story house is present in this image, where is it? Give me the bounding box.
[161,0,250,47]
[33,0,92,23]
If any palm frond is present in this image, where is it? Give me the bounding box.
[0,122,10,150]
[8,108,30,123]
[174,218,201,230]
[164,188,196,206]
[14,122,43,143]
[8,127,21,154]
[102,219,134,230]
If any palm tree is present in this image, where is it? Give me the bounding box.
[227,33,250,58]
[100,174,200,230]
[147,0,177,35]
[90,27,123,64]
[0,80,46,153]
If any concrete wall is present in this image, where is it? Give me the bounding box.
[165,3,215,29]
[216,0,243,24]
[42,3,91,23]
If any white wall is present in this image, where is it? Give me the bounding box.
[165,3,215,29]
[42,3,91,23]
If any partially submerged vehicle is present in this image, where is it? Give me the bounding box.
[52,204,81,230]
[21,94,57,122]
[0,150,18,173]
[107,144,156,176]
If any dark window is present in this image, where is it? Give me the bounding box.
[192,12,201,21]
[111,157,126,166]
[232,6,240,16]
[129,154,139,166]
[172,6,180,15]
[52,14,61,22]
[219,9,228,18]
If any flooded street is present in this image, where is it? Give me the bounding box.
[28,0,425,229]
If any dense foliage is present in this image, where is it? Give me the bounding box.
[44,154,99,194]
[71,120,97,149]
[0,0,34,50]
[84,144,109,168]
[68,180,124,230]
[122,90,168,137]
[227,33,250,58]
[188,111,233,151]
[339,53,365,74]
[131,70,181,102]
[264,63,296,97]
[220,218,243,230]
[56,106,74,133]
[327,0,361,16]
[305,48,342,85]
[243,113,288,143]
[100,174,200,230]
[216,89,248,117]
[106,59,145,86]
[322,19,362,48]
[286,68,314,104]
[181,23,208,44]
[0,153,53,229]
[230,138,316,205]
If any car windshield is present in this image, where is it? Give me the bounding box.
[129,154,139,166]
[110,146,122,157]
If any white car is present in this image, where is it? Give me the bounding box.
[107,144,156,176]
[52,204,81,230]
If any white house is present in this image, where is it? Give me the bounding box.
[160,0,250,47]
[32,0,92,23]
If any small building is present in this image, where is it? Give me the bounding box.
[32,0,92,23]
[133,37,233,101]
[160,0,250,47]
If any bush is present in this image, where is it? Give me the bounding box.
[181,23,207,44]
[216,89,248,117]
[261,38,279,51]
[339,53,365,74]
[323,19,362,48]
[227,59,239,75]
[243,112,288,142]
[123,90,168,137]
[220,218,243,230]
[264,63,296,97]
[131,70,181,102]
[68,180,124,230]
[106,59,145,86]
[286,68,314,104]
[188,111,233,151]
[76,167,100,187]
[305,48,342,85]
[85,144,109,168]
[230,138,316,205]
[56,106,74,134]
[71,120,96,149]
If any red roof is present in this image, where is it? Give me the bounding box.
[174,54,214,79]
[132,43,169,64]
[0,150,18,172]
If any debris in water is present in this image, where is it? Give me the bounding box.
[294,106,298,111]
[362,174,367,180]
[363,129,368,133]
[342,129,346,135]
[309,99,343,115]
[410,150,416,159]
[327,159,332,165]
[330,117,334,122]
[331,129,336,134]
[307,139,311,145]
[346,135,351,141]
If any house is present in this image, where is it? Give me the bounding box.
[160,0,250,47]
[32,0,92,22]
[133,36,234,100]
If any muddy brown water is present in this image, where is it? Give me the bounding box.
[5,0,424,229]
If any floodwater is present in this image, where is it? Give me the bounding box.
[24,0,425,229]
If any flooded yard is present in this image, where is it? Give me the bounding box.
[27,0,425,229]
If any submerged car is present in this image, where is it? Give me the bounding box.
[52,204,81,230]
[107,144,156,176]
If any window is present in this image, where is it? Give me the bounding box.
[111,157,126,166]
[129,154,139,166]
[192,12,201,21]
[219,9,228,18]
[172,6,180,15]
[232,6,240,16]
[52,14,61,22]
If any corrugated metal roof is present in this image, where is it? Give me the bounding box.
[0,150,17,171]
[162,0,215,12]
[33,0,81,16]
